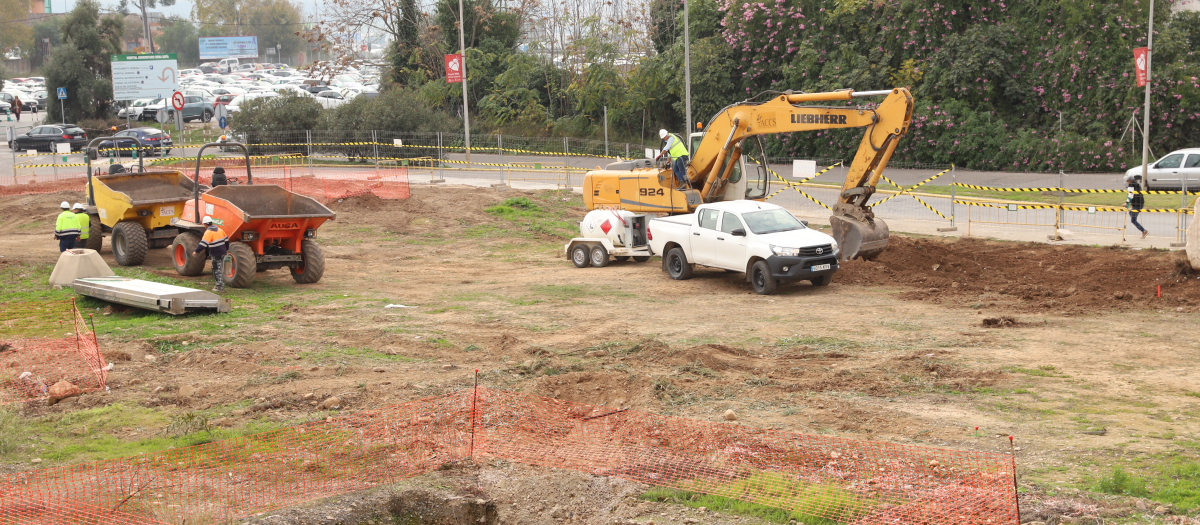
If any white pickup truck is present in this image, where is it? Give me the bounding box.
[647,201,840,294]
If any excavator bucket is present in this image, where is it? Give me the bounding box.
[829,214,889,262]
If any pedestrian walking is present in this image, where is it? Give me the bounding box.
[1126,174,1149,239]
[11,96,21,122]
[54,201,80,252]
[656,129,691,189]
[193,216,229,292]
[72,203,90,249]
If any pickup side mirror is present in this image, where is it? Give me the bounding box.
[731,228,746,237]
[801,220,809,227]
[87,147,98,161]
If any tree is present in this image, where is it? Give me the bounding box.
[156,17,199,65]
[194,0,304,63]
[116,0,177,52]
[43,0,124,123]
[0,0,32,55]
[30,18,62,69]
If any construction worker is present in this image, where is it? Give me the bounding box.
[194,216,229,292]
[1126,174,1149,239]
[658,129,690,189]
[72,203,90,249]
[54,202,81,253]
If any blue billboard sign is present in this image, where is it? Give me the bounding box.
[199,36,259,60]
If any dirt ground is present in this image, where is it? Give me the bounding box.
[2,186,1199,524]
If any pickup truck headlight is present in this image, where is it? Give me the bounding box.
[770,245,800,257]
[830,240,839,254]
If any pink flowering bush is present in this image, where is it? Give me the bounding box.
[717,0,1200,171]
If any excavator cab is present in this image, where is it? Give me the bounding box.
[689,131,769,202]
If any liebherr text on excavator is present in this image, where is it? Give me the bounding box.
[583,88,914,261]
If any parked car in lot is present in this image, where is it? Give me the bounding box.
[0,92,37,111]
[96,127,173,157]
[313,89,348,108]
[9,124,88,152]
[166,95,214,123]
[0,101,10,113]
[117,98,154,120]
[646,201,840,295]
[1125,148,1200,191]
[225,92,279,113]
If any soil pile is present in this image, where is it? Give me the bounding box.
[841,236,1198,311]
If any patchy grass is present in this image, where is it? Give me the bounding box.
[641,485,844,525]
[1093,464,1200,511]
[300,346,414,363]
[774,336,861,352]
[483,191,583,240]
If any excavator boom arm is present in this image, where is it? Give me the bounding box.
[686,88,914,260]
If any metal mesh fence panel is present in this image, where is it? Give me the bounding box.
[0,385,1017,524]
[0,299,108,405]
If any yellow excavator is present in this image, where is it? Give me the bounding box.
[583,88,913,261]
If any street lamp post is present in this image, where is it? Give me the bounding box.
[1140,0,1155,190]
[458,0,472,163]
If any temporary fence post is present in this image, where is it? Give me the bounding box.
[563,137,569,188]
[950,165,956,227]
[437,132,444,183]
[626,143,629,159]
[469,369,479,459]
[1179,173,1189,245]
[372,130,380,170]
[1055,170,1064,239]
[1009,436,1021,522]
[499,134,507,187]
[306,130,313,176]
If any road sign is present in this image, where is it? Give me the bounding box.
[111,54,180,101]
[56,87,67,99]
[156,108,170,124]
[171,91,184,111]
[215,104,228,121]
[218,116,227,129]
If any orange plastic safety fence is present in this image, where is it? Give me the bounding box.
[0,299,108,405]
[0,172,88,197]
[472,388,1017,524]
[0,387,1016,524]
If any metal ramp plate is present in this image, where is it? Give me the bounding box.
[70,277,232,315]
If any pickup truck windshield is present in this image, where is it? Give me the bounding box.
[742,209,806,234]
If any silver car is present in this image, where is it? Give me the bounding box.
[1125,148,1200,191]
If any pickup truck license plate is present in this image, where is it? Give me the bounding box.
[811,263,831,271]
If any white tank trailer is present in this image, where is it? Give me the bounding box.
[564,209,654,268]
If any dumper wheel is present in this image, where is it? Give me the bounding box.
[225,242,257,288]
[85,216,102,252]
[111,221,147,266]
[291,240,325,284]
[171,232,206,276]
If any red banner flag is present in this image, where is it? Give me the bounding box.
[1134,47,1149,87]
[444,54,463,84]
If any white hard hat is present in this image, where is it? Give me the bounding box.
[659,129,668,139]
[60,201,70,209]
[201,216,213,225]
[73,202,85,210]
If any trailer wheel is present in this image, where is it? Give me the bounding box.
[589,245,609,268]
[111,221,148,266]
[614,256,630,262]
[665,247,693,280]
[290,240,326,284]
[225,242,257,288]
[171,232,206,276]
[633,256,651,263]
[751,260,778,295]
[85,216,102,252]
[570,244,590,268]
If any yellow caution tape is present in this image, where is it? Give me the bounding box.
[767,165,833,210]
[951,182,1186,195]
[952,199,1194,214]
[872,168,951,207]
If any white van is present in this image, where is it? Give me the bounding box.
[217,58,240,73]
